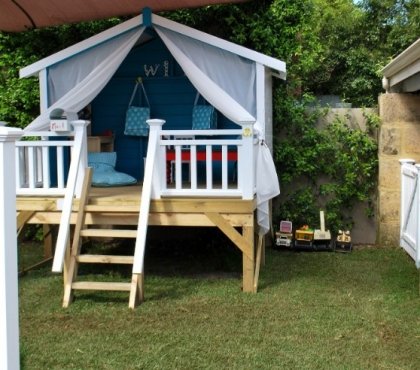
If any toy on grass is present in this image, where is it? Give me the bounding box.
[275,220,293,247]
[313,210,332,250]
[294,224,315,249]
[335,230,352,252]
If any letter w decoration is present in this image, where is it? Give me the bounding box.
[144,64,160,77]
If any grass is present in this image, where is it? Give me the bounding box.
[18,230,420,369]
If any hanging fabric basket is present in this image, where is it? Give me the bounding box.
[192,92,217,130]
[124,78,151,136]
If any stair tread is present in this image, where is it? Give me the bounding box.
[76,254,134,264]
[80,228,137,238]
[78,204,140,213]
[71,281,131,291]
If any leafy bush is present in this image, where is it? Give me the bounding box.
[274,92,378,232]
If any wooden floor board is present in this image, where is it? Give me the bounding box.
[17,185,256,226]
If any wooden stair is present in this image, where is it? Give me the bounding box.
[63,168,143,309]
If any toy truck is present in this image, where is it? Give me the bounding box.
[335,230,352,252]
[294,225,314,249]
[313,211,332,250]
[275,220,293,247]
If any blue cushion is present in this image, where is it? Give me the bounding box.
[88,152,137,187]
[88,151,117,167]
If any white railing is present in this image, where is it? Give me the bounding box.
[154,122,257,199]
[15,121,88,197]
[399,159,420,269]
[12,120,89,273]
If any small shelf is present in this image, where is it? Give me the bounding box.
[88,136,114,152]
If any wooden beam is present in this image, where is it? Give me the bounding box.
[205,212,253,261]
[42,224,53,259]
[253,235,264,293]
[16,211,35,235]
[16,200,55,211]
[22,212,254,227]
[242,226,255,293]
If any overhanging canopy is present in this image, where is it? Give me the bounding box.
[0,0,249,32]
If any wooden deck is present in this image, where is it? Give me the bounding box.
[16,185,258,293]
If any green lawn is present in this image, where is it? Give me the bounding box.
[18,233,420,369]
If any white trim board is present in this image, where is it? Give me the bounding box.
[153,14,286,76]
[20,12,286,79]
[20,15,143,78]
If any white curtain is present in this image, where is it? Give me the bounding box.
[155,27,256,117]
[156,27,280,234]
[25,28,145,131]
[256,141,280,235]
[156,27,255,125]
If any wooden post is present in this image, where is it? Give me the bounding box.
[43,224,53,259]
[242,225,255,293]
[0,126,23,370]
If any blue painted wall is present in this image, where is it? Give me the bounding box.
[91,32,236,180]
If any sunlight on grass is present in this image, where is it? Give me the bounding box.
[19,243,420,370]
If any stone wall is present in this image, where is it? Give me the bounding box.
[276,108,378,244]
[378,93,420,246]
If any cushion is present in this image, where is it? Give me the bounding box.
[88,152,137,187]
[88,151,117,167]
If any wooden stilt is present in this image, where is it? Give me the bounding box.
[42,224,53,259]
[253,235,264,293]
[129,273,144,309]
[242,226,255,293]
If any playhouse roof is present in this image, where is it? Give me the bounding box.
[20,11,286,132]
[20,13,286,80]
[0,0,250,32]
[381,37,420,93]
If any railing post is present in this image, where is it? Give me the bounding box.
[72,120,89,198]
[415,164,420,269]
[399,159,416,242]
[0,126,23,370]
[238,122,255,199]
[148,119,165,199]
[132,119,165,276]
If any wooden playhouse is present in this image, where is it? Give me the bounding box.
[15,9,286,308]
